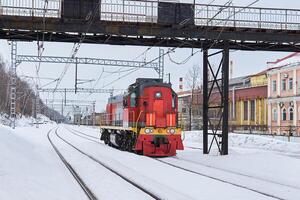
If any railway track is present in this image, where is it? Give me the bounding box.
[67,127,100,141]
[47,128,98,200]
[57,126,161,200]
[63,126,293,200]
[67,127,100,140]
[184,146,300,190]
[154,158,285,200]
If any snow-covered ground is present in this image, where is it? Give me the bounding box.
[1,123,300,200]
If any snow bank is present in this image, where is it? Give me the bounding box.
[0,114,55,128]
[183,131,300,154]
[0,125,86,200]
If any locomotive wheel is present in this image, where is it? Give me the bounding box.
[126,134,134,152]
[104,131,110,145]
[120,135,127,151]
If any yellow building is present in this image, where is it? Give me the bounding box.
[228,72,268,132]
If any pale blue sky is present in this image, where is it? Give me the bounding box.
[0,0,299,113]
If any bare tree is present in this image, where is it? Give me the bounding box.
[185,64,202,130]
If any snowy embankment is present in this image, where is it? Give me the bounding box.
[0,114,55,127]
[0,124,88,200]
[183,130,300,154]
[177,130,300,200]
[62,125,275,200]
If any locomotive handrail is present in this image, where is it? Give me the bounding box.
[129,110,135,127]
[135,110,144,129]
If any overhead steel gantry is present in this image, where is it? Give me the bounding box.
[38,88,114,95]
[2,0,300,155]
[15,52,164,93]
[15,55,161,73]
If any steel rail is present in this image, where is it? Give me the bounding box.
[63,126,288,200]
[47,128,98,200]
[170,154,300,191]
[58,126,161,200]
[153,158,285,200]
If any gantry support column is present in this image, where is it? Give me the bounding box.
[158,48,165,80]
[10,41,17,129]
[202,44,229,155]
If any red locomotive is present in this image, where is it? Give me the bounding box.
[100,78,184,156]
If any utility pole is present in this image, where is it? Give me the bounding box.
[92,101,96,127]
[64,88,67,106]
[166,73,171,84]
[75,58,78,94]
[35,92,40,128]
[61,99,64,117]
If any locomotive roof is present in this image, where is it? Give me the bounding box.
[129,78,171,90]
[108,78,174,102]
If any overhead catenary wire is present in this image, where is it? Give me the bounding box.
[52,0,260,101]
[93,0,224,89]
[167,0,260,65]
[52,0,102,94]
[207,0,260,50]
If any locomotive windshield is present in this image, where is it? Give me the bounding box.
[130,92,137,107]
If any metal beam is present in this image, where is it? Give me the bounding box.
[38,88,114,94]
[44,99,96,104]
[0,14,300,52]
[2,29,299,52]
[16,55,159,70]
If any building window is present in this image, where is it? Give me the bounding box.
[282,79,286,91]
[273,108,277,121]
[244,101,248,120]
[289,108,294,121]
[282,108,287,121]
[250,100,255,121]
[272,80,276,92]
[289,78,293,90]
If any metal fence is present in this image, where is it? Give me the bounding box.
[229,125,300,137]
[0,0,61,18]
[100,0,158,23]
[1,1,300,30]
[195,4,300,30]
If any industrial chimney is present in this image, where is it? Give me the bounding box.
[179,77,183,92]
[230,60,233,79]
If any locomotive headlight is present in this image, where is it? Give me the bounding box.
[169,128,176,134]
[155,92,162,98]
[145,128,151,134]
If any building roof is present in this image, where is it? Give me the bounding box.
[177,90,193,98]
[229,75,249,86]
[267,52,300,69]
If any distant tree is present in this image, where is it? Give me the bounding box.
[0,55,62,121]
[186,64,202,130]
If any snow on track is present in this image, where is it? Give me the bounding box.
[62,125,276,200]
[53,127,156,200]
[48,128,98,200]
[156,157,299,200]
